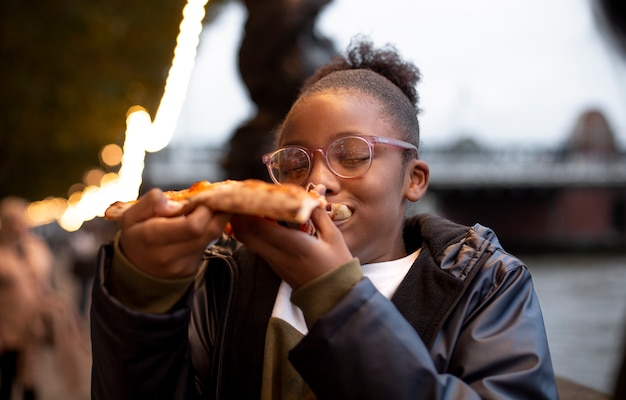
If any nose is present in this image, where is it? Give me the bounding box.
[308,151,339,193]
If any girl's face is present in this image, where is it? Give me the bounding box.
[281,91,428,264]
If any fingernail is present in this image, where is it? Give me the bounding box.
[165,200,184,212]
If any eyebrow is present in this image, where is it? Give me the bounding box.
[281,131,372,147]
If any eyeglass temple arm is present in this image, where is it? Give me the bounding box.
[374,136,418,152]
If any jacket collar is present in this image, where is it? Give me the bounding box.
[394,213,492,348]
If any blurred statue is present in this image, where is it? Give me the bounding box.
[593,0,626,58]
[221,0,338,180]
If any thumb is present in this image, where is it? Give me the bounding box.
[308,205,339,239]
[123,189,186,225]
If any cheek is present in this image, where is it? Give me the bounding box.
[340,188,402,260]
[361,167,405,207]
[365,169,407,215]
[346,177,403,231]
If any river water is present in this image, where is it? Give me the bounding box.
[523,252,626,395]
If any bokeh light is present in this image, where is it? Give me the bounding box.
[100,144,123,167]
[83,168,105,187]
[26,0,210,231]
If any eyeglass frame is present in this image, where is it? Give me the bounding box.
[261,134,418,185]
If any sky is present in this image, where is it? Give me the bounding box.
[172,0,626,151]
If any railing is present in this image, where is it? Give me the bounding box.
[423,148,626,189]
[142,143,227,190]
[143,143,626,191]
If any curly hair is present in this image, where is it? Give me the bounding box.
[301,35,421,109]
[280,35,422,152]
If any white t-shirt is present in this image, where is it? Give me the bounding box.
[271,250,421,335]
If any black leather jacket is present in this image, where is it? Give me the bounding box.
[91,213,558,399]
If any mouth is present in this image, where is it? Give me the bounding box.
[327,203,352,221]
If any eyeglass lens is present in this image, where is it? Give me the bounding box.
[269,136,373,185]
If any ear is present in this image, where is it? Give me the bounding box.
[403,159,429,202]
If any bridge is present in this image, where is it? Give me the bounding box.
[424,149,626,189]
[421,143,626,251]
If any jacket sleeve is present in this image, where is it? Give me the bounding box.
[288,259,558,399]
[90,243,197,400]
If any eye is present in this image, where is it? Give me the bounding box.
[280,163,309,181]
[334,149,370,170]
[273,149,310,183]
[329,138,371,172]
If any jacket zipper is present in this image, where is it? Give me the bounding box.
[212,255,235,400]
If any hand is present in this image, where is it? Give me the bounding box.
[118,189,231,279]
[230,206,353,289]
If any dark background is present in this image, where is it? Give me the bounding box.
[0,0,232,200]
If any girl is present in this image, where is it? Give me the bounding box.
[91,37,558,399]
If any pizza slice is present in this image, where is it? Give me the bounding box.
[104,179,327,224]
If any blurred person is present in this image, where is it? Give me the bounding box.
[0,197,88,400]
[0,196,52,400]
[91,36,557,399]
[69,220,103,317]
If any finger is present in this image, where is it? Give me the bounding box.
[122,189,186,226]
[230,215,273,243]
[120,208,232,276]
[131,206,230,247]
[232,213,345,260]
[308,206,341,239]
[231,216,300,252]
[308,183,326,196]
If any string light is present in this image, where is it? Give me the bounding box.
[27,0,210,232]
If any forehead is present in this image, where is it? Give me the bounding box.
[280,91,393,146]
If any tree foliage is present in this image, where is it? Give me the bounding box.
[0,0,188,200]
